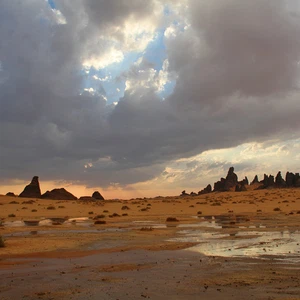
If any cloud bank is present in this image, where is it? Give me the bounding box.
[1,0,300,192]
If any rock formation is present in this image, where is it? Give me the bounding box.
[41,188,77,200]
[239,177,249,186]
[6,192,16,197]
[275,171,286,188]
[235,183,247,192]
[19,176,41,198]
[251,175,259,185]
[213,167,238,192]
[285,172,300,187]
[92,191,104,200]
[198,184,212,195]
[180,190,189,197]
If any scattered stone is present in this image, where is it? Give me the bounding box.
[19,176,41,198]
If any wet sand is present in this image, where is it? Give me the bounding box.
[1,188,300,299]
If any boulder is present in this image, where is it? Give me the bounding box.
[41,188,77,200]
[19,176,41,198]
[92,191,104,200]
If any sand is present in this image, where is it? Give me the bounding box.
[0,188,300,299]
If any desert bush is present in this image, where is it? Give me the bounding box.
[197,211,202,215]
[31,209,37,212]
[88,211,94,215]
[9,201,19,204]
[140,227,153,231]
[94,220,106,225]
[121,205,130,210]
[0,236,5,248]
[274,207,281,212]
[47,206,56,210]
[8,213,16,217]
[166,217,179,222]
[93,214,105,219]
[58,206,65,209]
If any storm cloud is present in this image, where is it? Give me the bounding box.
[1,0,300,189]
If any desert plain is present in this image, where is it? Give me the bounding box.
[1,188,300,300]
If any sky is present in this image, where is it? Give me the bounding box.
[1,0,300,199]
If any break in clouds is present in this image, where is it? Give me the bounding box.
[1,0,300,189]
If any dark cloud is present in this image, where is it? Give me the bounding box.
[1,0,300,189]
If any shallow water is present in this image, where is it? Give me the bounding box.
[168,229,300,262]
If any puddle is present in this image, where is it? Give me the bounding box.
[3,217,93,228]
[169,229,300,262]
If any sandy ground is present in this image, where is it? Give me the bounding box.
[0,188,300,299]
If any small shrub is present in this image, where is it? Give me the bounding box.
[140,227,153,231]
[47,206,56,210]
[31,209,37,212]
[103,210,109,213]
[9,201,19,204]
[109,213,120,218]
[58,206,65,209]
[8,213,16,217]
[94,220,106,225]
[93,214,105,219]
[166,217,179,222]
[0,236,5,248]
[197,211,202,215]
[274,207,281,212]
[22,207,28,210]
[121,205,130,210]
[88,211,94,215]
[122,213,128,216]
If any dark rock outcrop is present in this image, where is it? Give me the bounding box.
[6,192,16,197]
[213,167,238,192]
[180,190,189,197]
[239,177,249,186]
[92,191,104,200]
[41,188,77,200]
[19,176,41,198]
[198,184,212,195]
[275,171,286,188]
[257,174,275,189]
[285,172,300,187]
[235,183,247,192]
[251,175,259,185]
